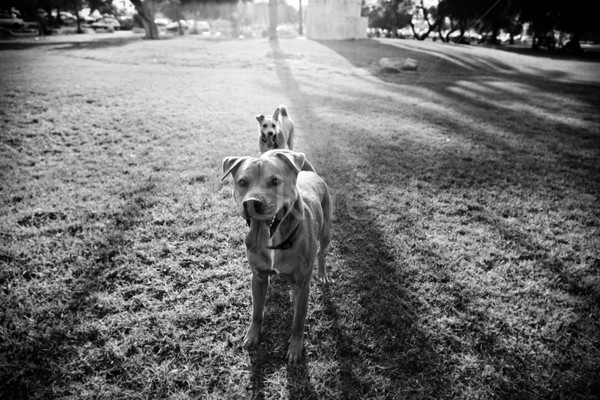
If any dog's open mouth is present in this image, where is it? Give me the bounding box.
[268,205,288,237]
[244,205,289,238]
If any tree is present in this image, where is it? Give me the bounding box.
[408,0,441,40]
[88,0,116,15]
[366,0,411,37]
[129,0,159,39]
[555,0,593,50]
[162,0,185,35]
[162,0,252,38]
[268,0,276,39]
[437,0,477,42]
[519,0,599,50]
[298,0,302,35]
[475,0,513,44]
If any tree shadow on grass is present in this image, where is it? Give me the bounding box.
[266,38,600,398]
[262,38,451,398]
[315,158,451,398]
[492,44,600,62]
[316,39,600,193]
[318,39,600,109]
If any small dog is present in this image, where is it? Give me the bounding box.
[256,105,294,153]
[221,150,331,364]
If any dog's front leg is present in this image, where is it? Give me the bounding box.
[287,277,310,364]
[244,273,269,349]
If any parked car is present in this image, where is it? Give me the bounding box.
[276,24,298,39]
[166,20,187,32]
[211,19,232,36]
[118,16,134,31]
[534,33,557,49]
[189,20,210,35]
[91,17,120,32]
[154,18,169,31]
[448,30,482,44]
[0,13,25,30]
[396,27,413,39]
[52,11,77,25]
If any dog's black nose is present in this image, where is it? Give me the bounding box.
[243,199,265,217]
[267,131,274,136]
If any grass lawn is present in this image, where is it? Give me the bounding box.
[1,33,599,399]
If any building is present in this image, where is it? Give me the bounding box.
[306,0,367,40]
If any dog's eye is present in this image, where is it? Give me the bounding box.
[238,179,248,187]
[262,124,267,128]
[271,178,280,186]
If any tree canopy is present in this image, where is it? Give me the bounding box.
[367,0,599,49]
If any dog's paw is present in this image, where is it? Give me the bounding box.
[286,342,304,365]
[243,324,261,349]
[316,272,330,285]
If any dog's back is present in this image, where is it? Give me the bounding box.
[297,171,331,235]
[296,171,331,286]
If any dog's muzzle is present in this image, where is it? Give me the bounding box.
[243,199,266,219]
[242,198,288,238]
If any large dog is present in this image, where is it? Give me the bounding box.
[221,150,331,364]
[256,105,294,153]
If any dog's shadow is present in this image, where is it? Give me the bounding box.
[247,276,318,400]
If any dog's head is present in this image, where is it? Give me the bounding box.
[221,150,306,237]
[256,109,282,150]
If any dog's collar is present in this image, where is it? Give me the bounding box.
[267,221,300,250]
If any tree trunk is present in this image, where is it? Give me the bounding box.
[269,0,277,40]
[490,23,499,45]
[565,31,583,51]
[532,34,539,49]
[55,7,62,26]
[36,9,49,35]
[437,24,445,42]
[409,19,437,41]
[409,1,437,41]
[130,0,159,39]
[44,7,52,28]
[75,0,83,34]
[75,10,83,34]
[389,4,398,37]
[176,4,184,36]
[458,20,467,43]
[298,0,303,35]
[409,22,421,39]
[230,2,240,38]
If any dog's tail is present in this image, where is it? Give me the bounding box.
[279,105,288,118]
[276,105,294,149]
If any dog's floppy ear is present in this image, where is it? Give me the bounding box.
[273,151,306,174]
[272,107,280,122]
[221,157,248,181]
[256,115,265,124]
